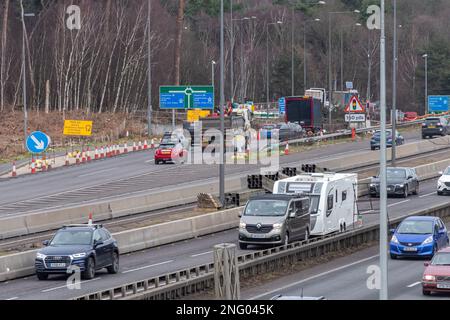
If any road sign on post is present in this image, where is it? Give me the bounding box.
[346,81,353,90]
[26,131,50,154]
[63,120,93,136]
[187,110,211,123]
[428,96,450,113]
[159,86,214,110]
[345,114,366,122]
[278,97,286,114]
[344,95,366,113]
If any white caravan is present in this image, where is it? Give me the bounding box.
[273,172,358,236]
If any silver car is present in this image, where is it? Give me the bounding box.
[238,194,310,250]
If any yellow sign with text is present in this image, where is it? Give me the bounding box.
[187,110,210,123]
[63,120,93,136]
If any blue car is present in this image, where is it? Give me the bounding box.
[390,216,449,259]
[370,129,404,151]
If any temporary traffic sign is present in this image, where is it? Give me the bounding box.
[278,97,286,114]
[344,95,365,113]
[63,120,93,136]
[159,86,214,110]
[26,131,51,154]
[187,109,211,123]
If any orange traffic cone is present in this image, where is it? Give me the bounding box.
[144,140,148,150]
[150,139,155,149]
[95,147,99,160]
[42,156,47,172]
[65,153,70,166]
[88,213,93,226]
[284,143,289,156]
[138,141,142,151]
[76,152,80,164]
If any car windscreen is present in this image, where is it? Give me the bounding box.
[444,167,450,175]
[160,144,175,149]
[386,169,407,179]
[244,200,288,217]
[432,252,450,266]
[51,230,93,245]
[425,118,440,124]
[397,220,434,235]
[373,131,392,139]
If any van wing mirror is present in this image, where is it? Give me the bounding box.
[42,240,50,246]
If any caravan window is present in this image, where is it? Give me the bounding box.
[327,195,334,211]
[310,196,320,215]
[342,191,347,202]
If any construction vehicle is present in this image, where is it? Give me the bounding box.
[284,96,324,134]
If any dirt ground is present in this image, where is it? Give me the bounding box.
[0,110,149,162]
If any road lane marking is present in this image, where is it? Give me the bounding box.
[5,297,18,300]
[407,282,421,288]
[122,260,174,274]
[41,278,101,293]
[78,168,116,178]
[145,160,155,163]
[419,192,436,198]
[191,251,213,258]
[249,254,379,300]
[388,200,410,208]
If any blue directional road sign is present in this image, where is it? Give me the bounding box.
[428,96,450,113]
[159,86,214,110]
[26,131,50,154]
[279,97,286,114]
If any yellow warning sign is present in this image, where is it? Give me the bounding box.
[187,110,210,123]
[63,120,93,136]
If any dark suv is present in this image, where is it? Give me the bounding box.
[35,224,119,280]
[422,117,450,138]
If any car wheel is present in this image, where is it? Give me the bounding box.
[107,252,119,274]
[402,186,409,198]
[371,147,375,151]
[390,253,397,260]
[422,289,431,296]
[422,135,426,139]
[438,191,444,196]
[82,257,96,280]
[36,272,48,280]
[239,242,247,250]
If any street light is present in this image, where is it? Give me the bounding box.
[147,0,152,137]
[291,0,326,96]
[266,21,283,119]
[423,53,428,115]
[328,9,360,130]
[232,16,257,103]
[303,18,321,93]
[392,0,398,166]
[20,2,35,149]
[220,0,225,205]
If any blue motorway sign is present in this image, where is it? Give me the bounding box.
[428,96,450,113]
[160,86,214,110]
[26,131,51,154]
[279,97,286,114]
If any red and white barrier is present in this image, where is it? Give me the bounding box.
[87,148,92,162]
[82,150,87,163]
[95,147,99,160]
[133,142,137,152]
[150,139,155,149]
[31,159,36,174]
[76,152,80,164]
[138,141,142,151]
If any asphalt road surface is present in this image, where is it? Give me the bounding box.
[0,130,423,217]
[0,175,448,300]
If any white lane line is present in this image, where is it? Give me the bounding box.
[360,210,375,214]
[419,192,436,198]
[407,281,421,288]
[5,297,18,300]
[78,168,116,178]
[145,159,155,163]
[388,200,410,208]
[122,260,174,274]
[41,278,101,293]
[249,255,379,300]
[191,251,213,258]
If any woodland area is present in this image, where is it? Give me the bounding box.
[0,0,449,116]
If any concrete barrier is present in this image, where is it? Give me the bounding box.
[0,250,37,282]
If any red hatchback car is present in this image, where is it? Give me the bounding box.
[422,247,450,296]
[154,142,185,165]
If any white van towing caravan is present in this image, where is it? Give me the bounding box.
[273,172,358,236]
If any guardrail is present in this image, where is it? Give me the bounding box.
[73,201,450,300]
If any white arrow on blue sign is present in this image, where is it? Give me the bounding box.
[26,131,51,154]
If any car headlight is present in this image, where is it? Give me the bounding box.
[391,235,399,244]
[423,274,436,282]
[396,184,405,188]
[70,253,87,259]
[239,222,246,229]
[36,252,46,260]
[273,223,283,230]
[422,236,434,245]
[438,180,444,187]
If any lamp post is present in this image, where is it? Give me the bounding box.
[423,54,428,115]
[20,2,35,149]
[379,0,389,301]
[392,0,398,166]
[291,1,325,96]
[147,0,152,136]
[303,18,321,93]
[219,0,225,205]
[232,16,256,103]
[266,21,283,119]
[328,10,360,130]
